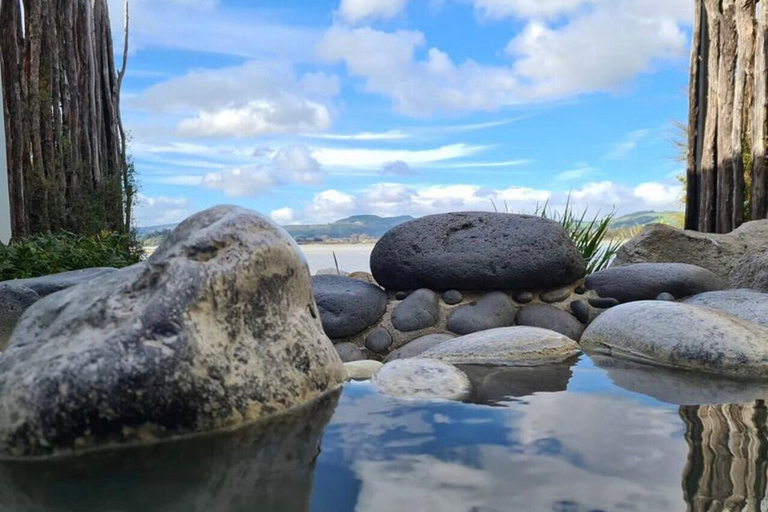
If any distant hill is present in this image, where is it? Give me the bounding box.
[284,214,415,241]
[609,211,684,229]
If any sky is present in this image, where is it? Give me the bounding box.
[113,0,694,227]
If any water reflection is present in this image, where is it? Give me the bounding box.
[0,390,340,512]
[458,360,576,405]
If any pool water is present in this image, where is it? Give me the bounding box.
[1,355,767,512]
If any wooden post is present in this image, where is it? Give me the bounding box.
[754,0,768,219]
[0,47,12,244]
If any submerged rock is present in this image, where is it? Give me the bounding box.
[0,205,345,459]
[516,303,585,341]
[370,212,586,291]
[460,363,574,404]
[0,285,39,350]
[312,275,388,339]
[4,267,116,297]
[684,289,768,328]
[391,289,440,332]
[585,263,725,303]
[447,292,518,335]
[581,301,768,377]
[422,326,580,366]
[372,359,471,400]
[384,333,457,361]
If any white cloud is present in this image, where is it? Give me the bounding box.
[273,145,325,185]
[306,130,410,141]
[556,165,596,181]
[633,182,680,207]
[135,195,196,226]
[381,161,416,176]
[304,190,357,221]
[270,207,297,224]
[472,0,589,20]
[201,167,277,197]
[338,0,412,24]
[312,143,487,168]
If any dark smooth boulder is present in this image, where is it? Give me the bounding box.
[585,263,725,303]
[312,275,388,339]
[447,292,518,335]
[391,289,440,332]
[516,303,585,341]
[4,268,116,297]
[370,212,586,291]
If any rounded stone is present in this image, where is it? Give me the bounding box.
[391,289,440,332]
[581,301,768,377]
[5,268,116,297]
[513,291,534,304]
[516,303,585,341]
[570,300,591,324]
[365,327,393,354]
[394,291,409,301]
[370,212,586,291]
[0,285,40,351]
[372,359,471,401]
[588,297,620,309]
[422,326,580,366]
[384,333,457,362]
[684,289,768,328]
[312,275,388,339]
[442,290,464,305]
[655,292,676,301]
[344,360,383,380]
[447,292,518,335]
[540,287,571,303]
[585,263,725,303]
[0,206,346,458]
[335,342,366,362]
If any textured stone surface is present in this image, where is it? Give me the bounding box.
[442,290,463,305]
[513,291,534,304]
[447,292,518,335]
[372,359,471,400]
[4,268,116,297]
[370,212,586,291]
[585,263,725,303]
[730,251,768,292]
[344,360,383,380]
[0,206,345,459]
[312,275,388,339]
[581,301,768,377]
[335,342,365,362]
[540,288,571,303]
[0,285,40,351]
[423,326,580,366]
[365,327,393,354]
[384,333,457,361]
[391,289,440,332]
[684,289,768,328]
[516,304,585,341]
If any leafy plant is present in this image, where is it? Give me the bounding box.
[0,230,143,280]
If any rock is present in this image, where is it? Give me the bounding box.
[447,292,518,335]
[575,284,587,294]
[540,287,571,303]
[384,333,457,361]
[5,268,116,297]
[684,289,768,328]
[315,267,350,277]
[580,301,768,377]
[344,360,383,380]
[365,327,393,354]
[585,263,725,303]
[513,291,534,304]
[588,297,620,309]
[422,326,580,366]
[391,289,440,332]
[0,285,40,350]
[655,292,676,301]
[370,212,586,291]
[0,206,345,458]
[729,250,768,292]
[312,275,388,339]
[442,290,463,305]
[394,291,409,300]
[372,359,471,400]
[349,271,378,286]
[570,300,591,324]
[612,220,768,287]
[516,304,585,341]
[335,342,365,362]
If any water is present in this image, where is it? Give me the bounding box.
[2,354,768,512]
[300,244,374,273]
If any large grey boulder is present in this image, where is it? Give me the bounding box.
[515,303,585,341]
[384,333,457,361]
[0,285,39,350]
[391,288,440,332]
[0,205,345,459]
[370,212,585,291]
[729,250,768,292]
[447,292,518,335]
[4,267,116,297]
[372,359,471,400]
[422,326,580,366]
[581,301,768,377]
[585,263,725,303]
[312,275,387,339]
[684,289,768,328]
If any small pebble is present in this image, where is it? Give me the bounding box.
[588,297,620,309]
[395,291,409,300]
[570,300,591,324]
[656,292,676,301]
[540,287,571,303]
[365,327,393,354]
[442,290,464,305]
[575,284,587,294]
[335,342,365,362]
[513,291,534,304]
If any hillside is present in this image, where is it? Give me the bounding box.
[284,215,415,242]
[609,211,684,229]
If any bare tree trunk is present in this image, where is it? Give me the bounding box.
[700,0,722,233]
[717,0,738,233]
[687,0,706,230]
[754,0,768,219]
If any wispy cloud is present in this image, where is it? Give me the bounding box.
[603,129,652,160]
[312,143,489,168]
[556,165,596,181]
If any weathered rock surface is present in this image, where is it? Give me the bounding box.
[0,285,40,350]
[335,342,366,362]
[684,289,768,328]
[384,333,457,361]
[370,212,586,291]
[372,359,471,400]
[447,292,518,335]
[612,220,768,288]
[4,268,116,297]
[516,304,585,341]
[391,289,440,332]
[312,275,388,339]
[585,263,725,303]
[0,205,345,459]
[729,250,768,292]
[581,301,768,377]
[344,360,383,380]
[423,326,580,366]
[365,327,393,354]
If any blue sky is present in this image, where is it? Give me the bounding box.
[114,0,693,226]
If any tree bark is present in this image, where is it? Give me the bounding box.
[700,0,722,233]
[687,0,706,230]
[754,0,768,219]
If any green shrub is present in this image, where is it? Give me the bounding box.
[0,230,143,280]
